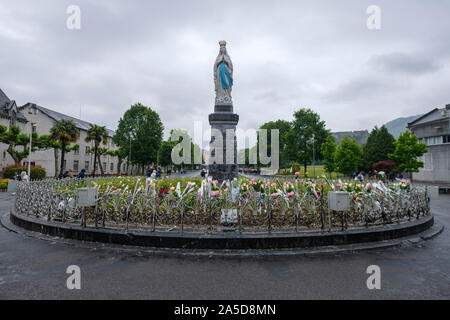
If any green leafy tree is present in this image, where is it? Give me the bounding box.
[50,120,80,178]
[363,125,395,170]
[321,135,336,174]
[290,108,329,174]
[388,130,427,176]
[157,140,176,171]
[335,136,363,175]
[113,103,163,172]
[258,120,292,168]
[85,124,108,175]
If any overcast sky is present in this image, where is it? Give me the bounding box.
[1,0,449,148]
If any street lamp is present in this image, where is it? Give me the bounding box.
[309,134,315,178]
[27,122,36,181]
[129,131,134,175]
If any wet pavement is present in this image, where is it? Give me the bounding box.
[0,191,449,299]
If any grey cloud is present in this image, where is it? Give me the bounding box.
[369,52,442,75]
[1,0,450,138]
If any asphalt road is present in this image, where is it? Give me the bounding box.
[0,191,449,299]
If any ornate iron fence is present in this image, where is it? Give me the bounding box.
[13,177,431,233]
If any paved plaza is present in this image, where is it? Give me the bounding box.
[0,191,449,299]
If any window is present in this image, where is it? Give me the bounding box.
[443,135,450,144]
[85,146,90,154]
[118,163,121,172]
[32,125,37,133]
[110,163,114,171]
[74,148,79,155]
[73,160,79,171]
[425,136,444,145]
[103,162,106,171]
[85,161,89,170]
[63,160,66,169]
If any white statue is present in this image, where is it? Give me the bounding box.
[214,40,233,104]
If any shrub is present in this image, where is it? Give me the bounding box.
[1,164,46,180]
[0,178,10,189]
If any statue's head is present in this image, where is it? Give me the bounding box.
[219,40,227,54]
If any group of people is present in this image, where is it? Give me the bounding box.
[145,168,161,179]
[13,171,29,182]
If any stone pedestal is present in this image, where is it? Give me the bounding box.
[208,103,239,181]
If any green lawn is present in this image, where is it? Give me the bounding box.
[277,165,338,179]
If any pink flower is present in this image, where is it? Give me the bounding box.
[213,180,219,185]
[295,171,300,176]
[287,191,294,197]
[211,191,219,196]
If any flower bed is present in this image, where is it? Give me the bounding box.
[14,176,430,233]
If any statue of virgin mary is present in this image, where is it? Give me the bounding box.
[214,41,233,104]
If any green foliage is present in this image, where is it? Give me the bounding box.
[290,108,329,172]
[113,103,164,167]
[321,135,336,173]
[335,137,363,175]
[158,140,176,169]
[389,130,427,173]
[50,119,80,178]
[363,125,395,170]
[258,120,292,167]
[2,164,46,180]
[85,124,109,175]
[0,124,54,164]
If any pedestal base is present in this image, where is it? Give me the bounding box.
[208,103,239,182]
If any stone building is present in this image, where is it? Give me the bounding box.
[19,103,120,177]
[1,87,122,177]
[0,88,29,168]
[408,104,450,184]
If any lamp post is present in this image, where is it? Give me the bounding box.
[310,133,315,178]
[129,132,133,176]
[27,122,36,180]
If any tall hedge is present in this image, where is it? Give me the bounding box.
[2,164,46,180]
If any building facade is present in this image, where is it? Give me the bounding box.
[19,103,120,177]
[0,88,29,169]
[1,88,122,177]
[408,104,450,184]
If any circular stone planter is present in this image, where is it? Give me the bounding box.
[9,209,434,250]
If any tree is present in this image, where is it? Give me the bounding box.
[335,136,363,175]
[0,124,57,166]
[0,124,33,164]
[321,135,336,174]
[157,140,176,171]
[85,124,108,175]
[113,103,164,172]
[50,120,80,178]
[388,130,427,176]
[258,120,292,168]
[107,148,126,174]
[363,125,395,170]
[290,108,329,174]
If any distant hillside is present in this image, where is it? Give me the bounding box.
[331,130,369,146]
[383,114,422,139]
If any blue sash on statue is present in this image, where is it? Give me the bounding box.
[219,61,233,89]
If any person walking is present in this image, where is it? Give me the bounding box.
[77,169,86,179]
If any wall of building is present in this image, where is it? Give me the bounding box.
[410,111,450,184]
[1,105,120,177]
[413,145,450,183]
